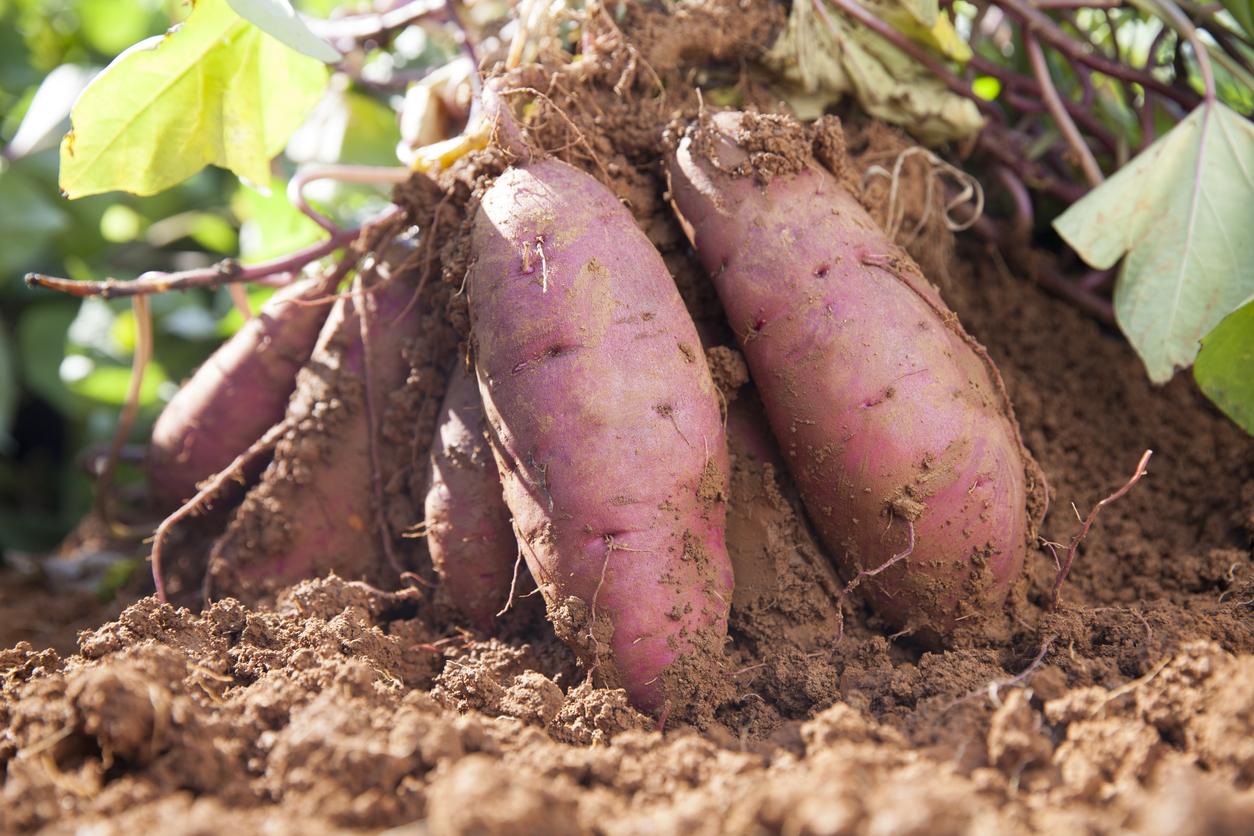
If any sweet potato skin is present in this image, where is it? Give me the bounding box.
[468,157,732,713]
[146,277,332,509]
[425,363,517,633]
[669,112,1045,637]
[206,274,424,600]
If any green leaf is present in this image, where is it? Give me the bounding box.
[1194,297,1254,433]
[0,163,68,275]
[77,0,163,56]
[340,92,404,165]
[1054,103,1254,382]
[1220,0,1254,39]
[225,0,341,63]
[59,0,329,199]
[17,303,78,416]
[66,360,170,407]
[232,175,323,263]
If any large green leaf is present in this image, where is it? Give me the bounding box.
[1054,103,1254,382]
[1194,297,1254,434]
[226,0,341,62]
[59,0,329,198]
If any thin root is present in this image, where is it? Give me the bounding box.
[1049,450,1152,608]
[149,418,293,603]
[97,296,152,533]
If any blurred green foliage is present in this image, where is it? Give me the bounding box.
[0,0,406,556]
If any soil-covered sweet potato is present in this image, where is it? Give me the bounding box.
[668,111,1046,638]
[146,276,333,510]
[206,273,425,601]
[467,156,733,714]
[425,363,517,633]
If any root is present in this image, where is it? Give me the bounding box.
[226,284,253,321]
[288,165,411,235]
[495,540,526,618]
[833,518,915,642]
[355,272,406,579]
[862,146,984,245]
[1048,449,1153,608]
[842,519,916,597]
[149,419,293,603]
[499,86,613,184]
[942,635,1055,712]
[95,296,152,534]
[1086,654,1171,718]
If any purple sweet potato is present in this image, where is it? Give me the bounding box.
[425,363,517,633]
[206,273,426,601]
[146,276,333,510]
[467,156,732,713]
[668,112,1046,637]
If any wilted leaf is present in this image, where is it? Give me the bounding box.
[893,0,938,26]
[59,0,329,198]
[763,0,981,144]
[1194,297,1254,434]
[1054,103,1254,382]
[863,0,971,62]
[226,0,341,62]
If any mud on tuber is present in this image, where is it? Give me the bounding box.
[24,0,1213,723]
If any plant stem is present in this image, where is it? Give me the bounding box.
[977,55,1120,154]
[1001,0,1201,108]
[26,207,401,299]
[305,0,445,45]
[1026,34,1105,186]
[287,165,410,236]
[95,295,151,531]
[1140,0,1216,100]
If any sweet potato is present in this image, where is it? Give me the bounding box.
[468,157,733,713]
[146,276,333,510]
[206,272,425,601]
[425,363,517,633]
[668,112,1045,637]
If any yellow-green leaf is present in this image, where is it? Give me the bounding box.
[1054,103,1254,382]
[864,0,971,63]
[59,0,328,199]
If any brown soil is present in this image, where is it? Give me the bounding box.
[3,1,1252,832]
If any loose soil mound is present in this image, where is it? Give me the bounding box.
[3,234,1249,834]
[2,1,1251,831]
